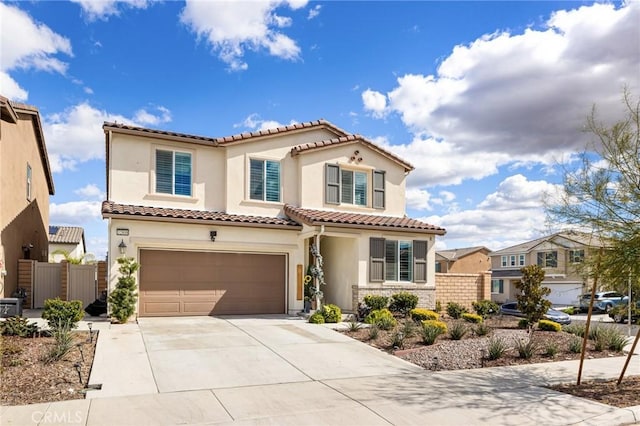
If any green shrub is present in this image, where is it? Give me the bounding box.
[421,320,447,335]
[347,321,362,332]
[420,321,446,345]
[389,292,419,316]
[410,308,439,322]
[517,318,530,329]
[42,298,84,330]
[446,302,467,319]
[472,300,499,318]
[462,313,483,324]
[364,309,397,330]
[363,295,389,311]
[309,312,325,324]
[569,337,582,353]
[514,338,537,359]
[474,323,490,336]
[109,257,139,324]
[607,333,629,352]
[563,323,586,337]
[42,324,74,364]
[590,325,628,352]
[545,342,559,358]
[320,304,342,323]
[368,325,380,340]
[391,330,406,349]
[401,320,417,338]
[449,322,468,340]
[487,336,508,360]
[1,316,39,337]
[561,307,575,315]
[538,319,561,332]
[435,300,442,312]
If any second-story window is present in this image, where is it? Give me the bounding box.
[326,164,385,208]
[537,251,558,268]
[156,149,192,196]
[250,159,280,202]
[569,249,585,263]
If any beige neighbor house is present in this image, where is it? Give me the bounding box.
[436,246,491,274]
[490,231,603,306]
[0,95,55,299]
[48,226,87,263]
[102,120,446,317]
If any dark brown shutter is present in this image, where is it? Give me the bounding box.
[413,240,428,283]
[370,237,385,282]
[373,170,385,209]
[325,164,340,204]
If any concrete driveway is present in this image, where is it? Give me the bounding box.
[138,315,421,393]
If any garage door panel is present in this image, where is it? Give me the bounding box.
[139,250,285,317]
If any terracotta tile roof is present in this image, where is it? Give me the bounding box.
[103,119,349,146]
[283,205,446,235]
[290,134,414,172]
[49,226,84,244]
[491,230,606,255]
[102,201,302,230]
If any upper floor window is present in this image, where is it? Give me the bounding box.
[569,249,585,263]
[156,149,192,196]
[537,251,558,268]
[491,279,504,294]
[26,163,32,201]
[435,262,442,273]
[501,255,525,267]
[370,238,428,283]
[250,159,280,202]
[326,164,385,209]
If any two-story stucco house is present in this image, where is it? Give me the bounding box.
[102,120,445,317]
[436,246,491,274]
[0,95,55,299]
[490,231,603,306]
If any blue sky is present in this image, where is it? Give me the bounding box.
[2,0,638,258]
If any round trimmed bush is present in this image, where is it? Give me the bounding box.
[538,319,561,332]
[421,319,447,335]
[389,292,419,316]
[309,312,325,324]
[462,313,483,324]
[321,304,342,323]
[364,308,397,330]
[410,308,439,322]
[363,295,389,311]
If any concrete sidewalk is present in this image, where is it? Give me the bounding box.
[1,316,638,426]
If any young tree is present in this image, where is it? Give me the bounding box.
[546,89,640,297]
[514,265,551,332]
[108,257,139,324]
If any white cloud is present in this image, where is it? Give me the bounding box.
[406,188,433,211]
[43,103,132,172]
[308,4,321,20]
[0,3,72,101]
[235,113,296,131]
[74,184,106,200]
[50,201,102,225]
[133,105,172,126]
[70,0,151,21]
[426,174,563,250]
[362,89,388,118]
[180,0,307,71]
[366,2,640,186]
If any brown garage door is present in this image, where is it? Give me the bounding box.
[139,250,286,317]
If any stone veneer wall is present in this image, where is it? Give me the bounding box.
[351,284,436,312]
[435,271,492,311]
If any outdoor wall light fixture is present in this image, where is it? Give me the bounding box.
[210,231,217,242]
[118,239,127,255]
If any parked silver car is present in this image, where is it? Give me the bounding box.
[500,302,572,325]
[578,291,625,313]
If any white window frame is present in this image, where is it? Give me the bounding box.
[26,163,32,201]
[154,148,192,197]
[249,158,281,203]
[569,249,585,263]
[491,279,504,294]
[385,240,413,282]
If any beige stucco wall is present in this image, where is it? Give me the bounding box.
[49,242,85,263]
[445,252,491,274]
[321,235,358,309]
[0,112,50,297]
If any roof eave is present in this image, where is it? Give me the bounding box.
[294,218,445,235]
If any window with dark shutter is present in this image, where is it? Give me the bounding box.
[325,164,340,204]
[373,170,385,209]
[413,240,428,282]
[156,150,174,194]
[341,169,353,204]
[370,237,385,282]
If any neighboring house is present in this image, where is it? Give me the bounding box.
[490,231,603,306]
[436,246,491,274]
[102,120,446,317]
[0,95,55,299]
[49,226,86,263]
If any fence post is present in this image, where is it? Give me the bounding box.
[18,259,35,309]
